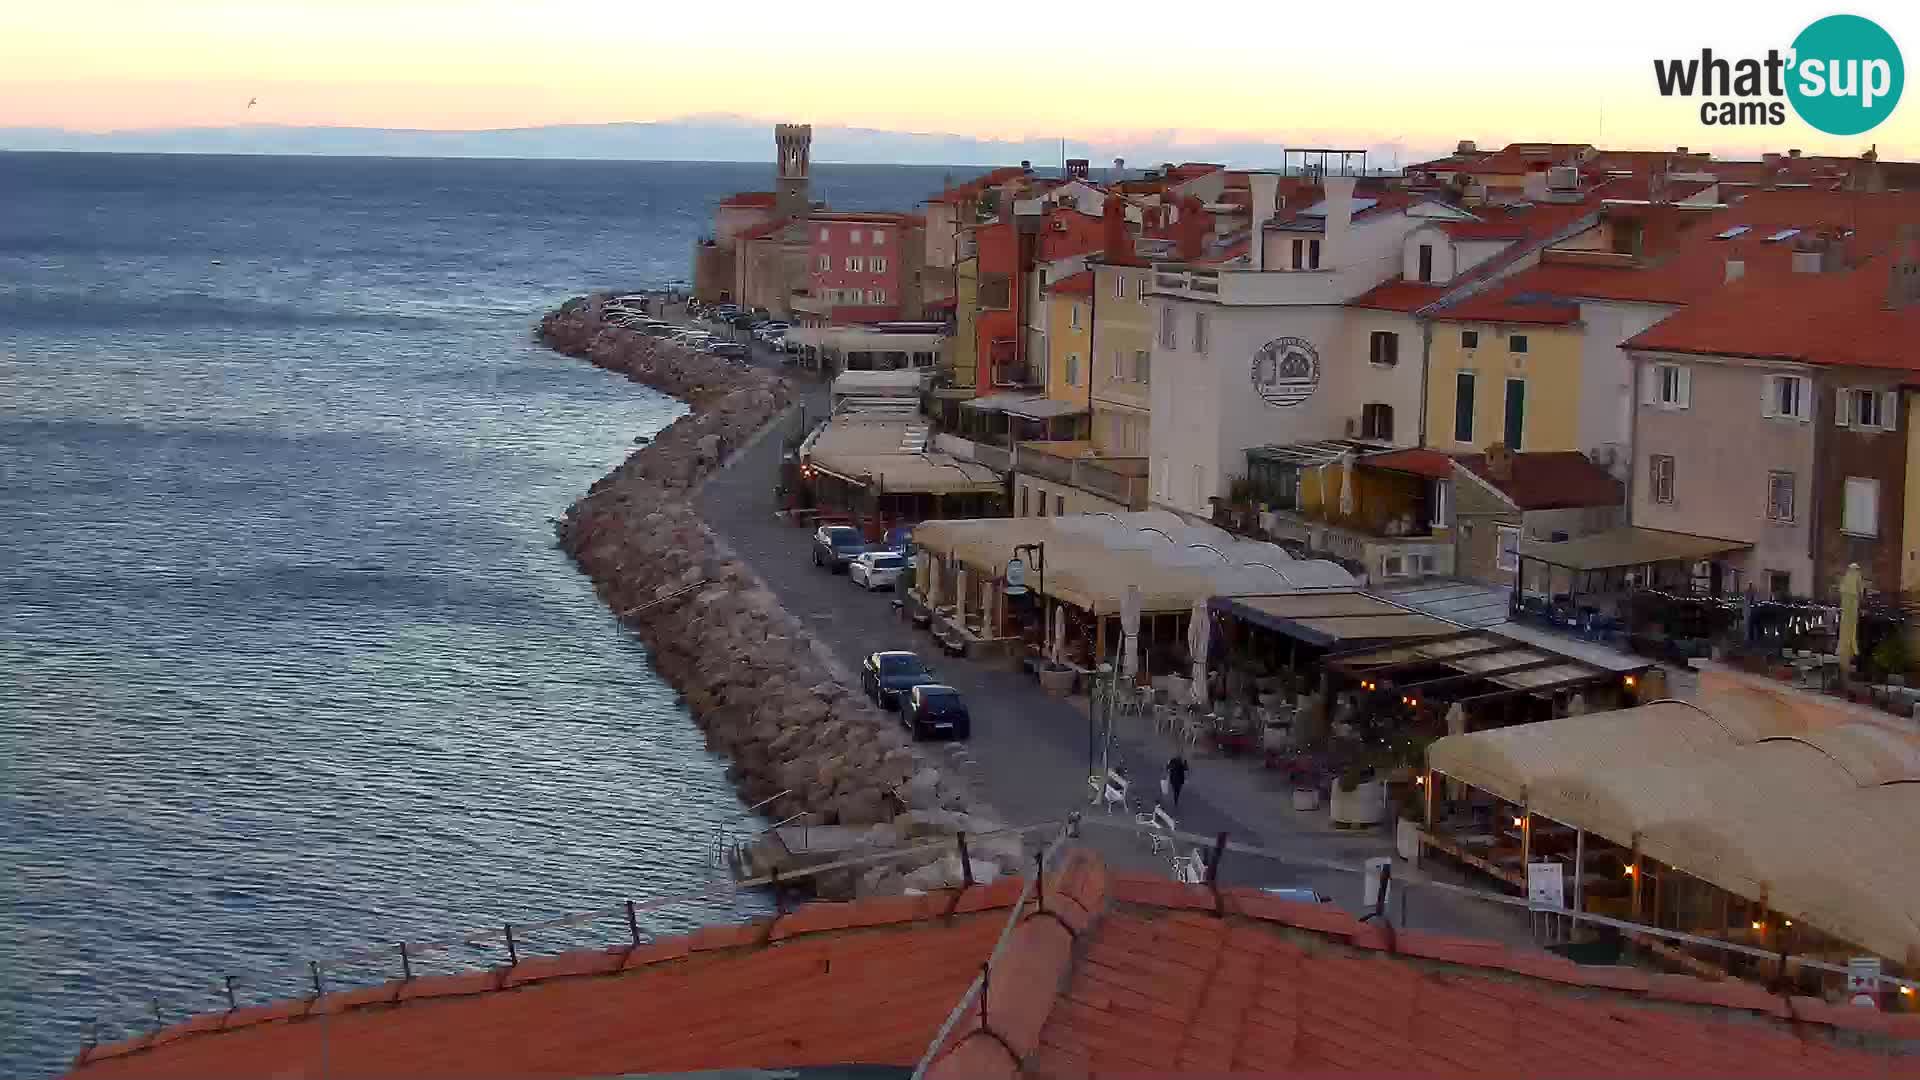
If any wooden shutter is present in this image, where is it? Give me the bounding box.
[1761,375,1778,418]
[1641,364,1659,405]
[1880,391,1898,430]
[1677,366,1691,409]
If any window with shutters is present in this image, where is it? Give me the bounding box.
[1418,244,1434,283]
[1454,372,1476,443]
[1369,331,1399,367]
[1066,353,1080,386]
[1509,334,1529,354]
[1070,304,1081,329]
[1361,403,1394,441]
[1504,379,1526,450]
[1766,471,1795,522]
[816,255,829,271]
[1160,306,1177,349]
[1763,374,1811,420]
[1844,477,1879,536]
[1650,455,1675,504]
[1646,362,1690,409]
[1193,310,1208,352]
[1838,387,1896,431]
[1135,350,1151,384]
[1291,239,1304,270]
[870,256,887,273]
[1461,330,1479,349]
[846,256,863,272]
[1308,239,1322,268]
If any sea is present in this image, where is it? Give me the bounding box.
[0,151,958,1077]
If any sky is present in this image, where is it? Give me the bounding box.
[3,0,1916,161]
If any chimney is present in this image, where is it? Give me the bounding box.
[1322,174,1357,270]
[1248,173,1281,271]
[1112,157,1125,180]
[1675,146,1689,156]
[1485,442,1515,487]
[1725,258,1746,283]
[1891,225,1920,308]
[1762,152,1783,167]
[1456,139,1478,155]
[1100,195,1142,266]
[1789,148,1802,159]
[1522,169,1549,201]
[1020,159,1033,174]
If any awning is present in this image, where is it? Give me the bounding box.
[1005,398,1088,421]
[1326,627,1643,699]
[1517,527,1751,571]
[1213,592,1462,648]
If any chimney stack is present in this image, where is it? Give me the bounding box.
[1322,174,1357,270]
[1789,148,1802,159]
[1176,196,1209,260]
[1456,139,1478,155]
[1675,146,1689,156]
[1725,258,1746,283]
[1248,173,1281,271]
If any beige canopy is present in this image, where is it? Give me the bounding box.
[1429,687,1920,963]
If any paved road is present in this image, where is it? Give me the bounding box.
[657,298,1532,942]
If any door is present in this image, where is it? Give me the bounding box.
[1504,379,1526,450]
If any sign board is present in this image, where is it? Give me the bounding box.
[1847,956,1881,1007]
[1526,862,1565,909]
[1250,336,1321,408]
[1004,557,1027,596]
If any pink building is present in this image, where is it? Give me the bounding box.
[806,212,923,320]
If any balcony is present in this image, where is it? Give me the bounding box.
[1014,442,1150,511]
[1149,263,1382,307]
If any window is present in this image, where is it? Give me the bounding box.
[1070,304,1081,329]
[1309,239,1322,268]
[1369,331,1399,367]
[1509,334,1529,354]
[1135,350,1151,384]
[818,227,830,242]
[1461,330,1479,349]
[1037,491,1048,517]
[1361,403,1394,441]
[850,230,862,244]
[1291,239,1304,270]
[1418,244,1434,283]
[846,256,863,272]
[1649,454,1675,504]
[1160,306,1177,349]
[1429,479,1451,528]
[1504,379,1526,450]
[1767,571,1792,600]
[1643,362,1691,409]
[1114,273,1125,299]
[1066,353,1080,386]
[816,255,829,271]
[1055,495,1065,515]
[1193,310,1208,352]
[1766,470,1795,522]
[1496,525,1521,574]
[1763,374,1811,420]
[1838,387,1897,431]
[1844,476,1879,536]
[870,229,884,244]
[868,289,886,304]
[870,256,887,273]
[1138,276,1148,300]
[1020,487,1030,516]
[1454,372,1476,443]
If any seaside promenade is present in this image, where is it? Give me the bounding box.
[692,321,1533,946]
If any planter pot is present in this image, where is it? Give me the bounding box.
[1038,666,1076,696]
[1329,779,1386,827]
[1291,787,1321,812]
[1396,817,1423,861]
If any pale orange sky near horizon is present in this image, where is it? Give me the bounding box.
[3,0,1916,159]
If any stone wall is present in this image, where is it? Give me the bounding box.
[538,296,1015,895]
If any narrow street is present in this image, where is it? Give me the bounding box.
[670,309,1534,944]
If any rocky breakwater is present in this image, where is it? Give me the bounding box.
[538,296,1022,897]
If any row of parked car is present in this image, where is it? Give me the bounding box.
[603,296,754,361]
[685,300,799,356]
[809,524,970,740]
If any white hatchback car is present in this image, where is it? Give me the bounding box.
[848,550,909,591]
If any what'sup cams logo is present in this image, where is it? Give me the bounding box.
[1653,14,1903,134]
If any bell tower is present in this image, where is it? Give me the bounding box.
[774,124,812,218]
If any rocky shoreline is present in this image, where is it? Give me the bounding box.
[538,296,1018,896]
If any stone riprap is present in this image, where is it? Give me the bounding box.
[538,296,1014,896]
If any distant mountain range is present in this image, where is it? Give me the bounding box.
[0,115,1432,170]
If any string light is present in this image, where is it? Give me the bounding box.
[1901,985,1915,996]
[1623,675,1636,688]
[1623,865,1636,877]
[1751,920,1764,931]
[1513,816,1526,828]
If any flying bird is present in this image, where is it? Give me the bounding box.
[247,97,257,109]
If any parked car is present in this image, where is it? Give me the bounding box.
[882,525,914,555]
[901,684,970,740]
[860,650,939,710]
[708,342,751,360]
[810,524,867,572]
[849,550,908,590]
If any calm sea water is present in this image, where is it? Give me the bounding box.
[0,151,955,1076]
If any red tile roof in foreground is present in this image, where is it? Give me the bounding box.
[1362,448,1458,480]
[1625,253,1920,371]
[69,851,1920,1080]
[1457,450,1626,510]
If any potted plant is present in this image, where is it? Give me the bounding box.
[1393,784,1425,860]
[1329,765,1385,827]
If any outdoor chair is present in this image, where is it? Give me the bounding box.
[1171,846,1207,884]
[1102,771,1130,815]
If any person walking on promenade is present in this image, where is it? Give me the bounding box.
[1165,753,1189,809]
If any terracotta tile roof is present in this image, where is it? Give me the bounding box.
[1625,252,1920,370]
[1457,450,1626,510]
[1048,270,1094,296]
[1362,448,1457,479]
[1431,280,1583,325]
[719,191,778,207]
[69,852,1920,1080]
[1350,278,1446,313]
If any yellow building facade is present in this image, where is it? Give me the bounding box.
[1043,279,1093,410]
[1089,263,1154,457]
[1423,319,1583,454]
[947,255,980,390]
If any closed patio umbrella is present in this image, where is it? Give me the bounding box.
[1120,584,1142,680]
[1050,605,1066,666]
[1187,599,1210,708]
[1338,450,1357,519]
[1838,563,1861,673]
[955,567,968,630]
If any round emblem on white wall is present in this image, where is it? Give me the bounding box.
[1251,336,1320,407]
